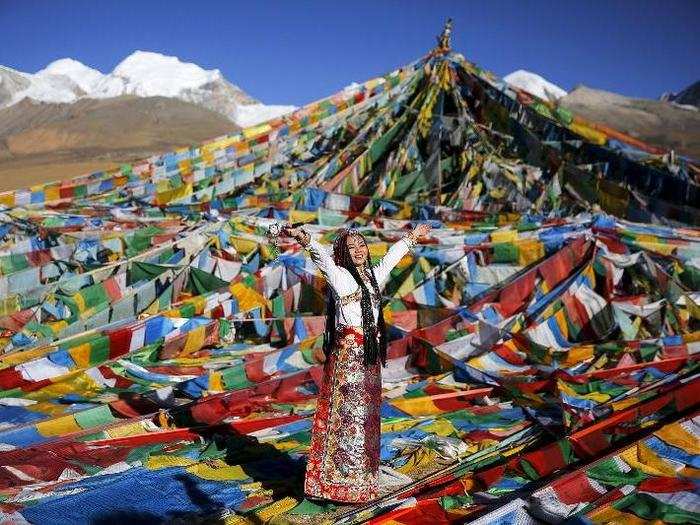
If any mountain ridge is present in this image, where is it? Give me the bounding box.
[0,51,296,127]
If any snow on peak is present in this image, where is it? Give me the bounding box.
[36,58,105,93]
[1,66,80,106]
[91,51,223,98]
[504,69,567,100]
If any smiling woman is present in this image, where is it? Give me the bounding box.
[283,223,430,503]
[346,233,369,267]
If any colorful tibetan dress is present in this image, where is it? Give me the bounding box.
[303,234,413,503]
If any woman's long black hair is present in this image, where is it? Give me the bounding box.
[322,229,388,367]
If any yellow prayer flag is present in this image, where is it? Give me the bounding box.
[490,229,518,244]
[636,241,676,256]
[415,418,457,436]
[289,209,317,224]
[230,237,259,255]
[368,242,388,258]
[186,461,249,481]
[562,345,594,367]
[586,506,649,525]
[105,421,148,439]
[36,415,82,437]
[0,193,14,207]
[518,239,545,266]
[229,282,268,312]
[390,396,441,416]
[146,455,194,470]
[182,326,206,356]
[209,371,224,393]
[155,183,193,206]
[0,295,20,317]
[655,423,700,454]
[619,442,678,477]
[44,186,61,201]
[68,343,92,368]
[569,121,607,145]
[73,292,87,314]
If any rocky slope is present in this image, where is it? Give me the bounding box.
[560,85,700,159]
[0,96,238,190]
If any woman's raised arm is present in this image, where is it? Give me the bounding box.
[285,226,349,295]
[373,223,432,288]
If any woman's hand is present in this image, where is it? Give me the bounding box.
[410,222,432,240]
[282,225,311,246]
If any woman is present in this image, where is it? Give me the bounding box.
[283,222,431,504]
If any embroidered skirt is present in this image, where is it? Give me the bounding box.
[303,325,382,503]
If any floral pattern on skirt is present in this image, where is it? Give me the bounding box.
[303,325,382,503]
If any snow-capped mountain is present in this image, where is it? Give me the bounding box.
[503,69,567,101]
[89,51,223,99]
[0,51,295,127]
[0,64,82,106]
[36,58,105,93]
[500,69,699,158]
[0,66,32,107]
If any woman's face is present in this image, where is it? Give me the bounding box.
[346,235,369,267]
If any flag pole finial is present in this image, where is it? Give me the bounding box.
[436,18,453,52]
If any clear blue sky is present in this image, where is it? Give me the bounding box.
[2,0,698,106]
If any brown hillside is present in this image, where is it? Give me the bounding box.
[0,96,238,190]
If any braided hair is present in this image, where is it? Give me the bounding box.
[322,228,388,367]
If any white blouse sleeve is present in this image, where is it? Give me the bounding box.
[372,236,414,288]
[304,236,352,296]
